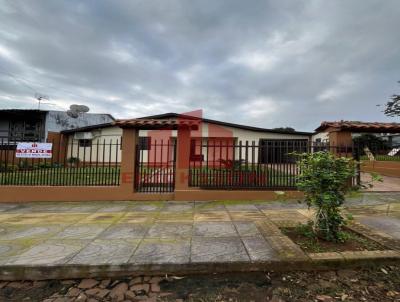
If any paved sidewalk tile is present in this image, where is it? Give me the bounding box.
[225,204,260,211]
[130,203,164,212]
[358,216,400,240]
[234,222,261,237]
[6,239,89,265]
[69,239,140,264]
[97,205,128,212]
[120,212,157,224]
[0,240,43,264]
[98,224,149,239]
[241,235,278,261]
[193,222,237,237]
[0,225,64,240]
[52,224,109,240]
[164,202,194,212]
[78,212,125,224]
[194,212,230,222]
[194,202,227,212]
[130,238,190,264]
[147,223,192,238]
[0,196,397,272]
[191,237,249,262]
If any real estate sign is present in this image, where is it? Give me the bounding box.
[16,143,53,158]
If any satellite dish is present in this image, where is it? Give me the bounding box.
[70,104,90,113]
[67,104,90,118]
[78,105,90,113]
[67,110,79,118]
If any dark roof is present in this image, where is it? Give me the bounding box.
[61,122,114,134]
[114,118,199,130]
[315,121,400,133]
[0,109,49,113]
[138,113,312,135]
[62,112,312,135]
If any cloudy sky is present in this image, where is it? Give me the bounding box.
[0,0,399,131]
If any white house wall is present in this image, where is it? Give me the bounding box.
[66,126,122,163]
[312,131,329,143]
[66,122,310,164]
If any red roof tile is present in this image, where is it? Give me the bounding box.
[114,118,199,130]
[315,121,400,133]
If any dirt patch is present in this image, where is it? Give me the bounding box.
[0,266,399,301]
[159,266,400,302]
[281,227,386,253]
[0,280,66,302]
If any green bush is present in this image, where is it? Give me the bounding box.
[295,151,356,242]
[18,160,32,170]
[67,157,80,166]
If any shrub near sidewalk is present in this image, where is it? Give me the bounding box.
[295,151,356,242]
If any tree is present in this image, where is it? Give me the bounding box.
[273,127,296,132]
[384,81,400,117]
[352,133,388,147]
[295,152,356,242]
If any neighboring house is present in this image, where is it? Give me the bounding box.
[0,109,115,144]
[61,112,312,163]
[313,121,400,147]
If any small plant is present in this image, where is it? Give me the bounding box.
[18,160,32,170]
[67,157,80,167]
[295,151,356,242]
[295,221,316,239]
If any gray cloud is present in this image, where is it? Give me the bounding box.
[0,0,399,131]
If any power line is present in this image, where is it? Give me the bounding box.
[0,65,100,103]
[0,68,38,94]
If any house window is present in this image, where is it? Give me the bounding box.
[259,139,308,164]
[9,120,43,142]
[79,139,92,147]
[138,137,151,150]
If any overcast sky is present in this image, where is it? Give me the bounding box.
[0,1,399,131]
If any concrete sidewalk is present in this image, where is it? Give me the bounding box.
[0,193,398,280]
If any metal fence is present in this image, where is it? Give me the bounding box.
[135,139,176,193]
[0,138,121,186]
[189,140,360,190]
[357,141,400,162]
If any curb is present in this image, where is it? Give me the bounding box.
[0,253,399,281]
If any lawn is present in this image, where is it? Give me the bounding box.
[189,166,298,188]
[0,166,120,186]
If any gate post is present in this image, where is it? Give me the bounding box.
[175,126,191,191]
[120,128,139,193]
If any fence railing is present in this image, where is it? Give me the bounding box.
[189,140,360,190]
[3,136,396,190]
[135,139,176,193]
[0,138,121,186]
[357,141,400,162]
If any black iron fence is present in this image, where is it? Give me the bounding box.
[135,139,176,193]
[0,138,121,186]
[357,141,400,162]
[189,140,360,190]
[3,135,396,190]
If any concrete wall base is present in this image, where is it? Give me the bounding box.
[0,186,303,202]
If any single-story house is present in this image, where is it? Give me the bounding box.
[61,112,312,164]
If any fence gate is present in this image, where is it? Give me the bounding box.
[135,138,176,193]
